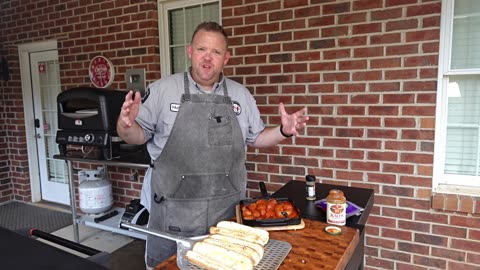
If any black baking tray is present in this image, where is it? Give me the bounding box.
[239,182,301,227]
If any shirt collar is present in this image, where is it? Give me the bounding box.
[187,67,224,94]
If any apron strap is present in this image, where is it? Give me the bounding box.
[182,72,191,102]
[222,79,230,104]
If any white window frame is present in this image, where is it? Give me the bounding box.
[157,0,221,78]
[434,0,480,193]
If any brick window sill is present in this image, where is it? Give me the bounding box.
[432,185,480,214]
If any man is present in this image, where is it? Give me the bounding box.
[117,21,308,268]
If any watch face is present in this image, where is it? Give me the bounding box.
[89,56,114,88]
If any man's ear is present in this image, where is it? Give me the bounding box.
[187,44,192,59]
[224,51,231,65]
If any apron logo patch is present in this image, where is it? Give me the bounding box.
[141,87,150,104]
[232,101,242,115]
[170,103,180,112]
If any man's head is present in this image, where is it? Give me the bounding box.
[187,22,230,91]
[191,22,228,48]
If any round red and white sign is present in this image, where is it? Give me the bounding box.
[89,55,114,88]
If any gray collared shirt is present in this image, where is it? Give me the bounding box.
[136,71,265,210]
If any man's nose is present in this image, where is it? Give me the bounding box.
[203,51,212,59]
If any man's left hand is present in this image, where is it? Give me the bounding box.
[279,102,309,137]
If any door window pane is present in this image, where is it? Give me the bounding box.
[168,2,219,74]
[445,75,480,175]
[203,2,220,22]
[39,60,67,183]
[185,5,202,39]
[171,46,186,75]
[451,0,480,69]
[445,127,478,175]
[169,9,185,45]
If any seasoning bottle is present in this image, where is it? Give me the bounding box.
[305,175,316,200]
[326,189,347,226]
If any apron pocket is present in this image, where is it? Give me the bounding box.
[172,172,237,199]
[165,191,242,237]
[206,191,241,226]
[165,197,208,236]
[208,115,232,146]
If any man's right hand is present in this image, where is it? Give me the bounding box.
[118,90,142,128]
[116,90,145,145]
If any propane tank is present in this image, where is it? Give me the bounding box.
[78,168,113,214]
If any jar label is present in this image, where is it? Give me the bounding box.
[326,202,347,226]
[307,186,315,197]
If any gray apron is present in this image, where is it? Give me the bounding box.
[146,73,246,267]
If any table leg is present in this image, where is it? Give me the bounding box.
[67,160,79,242]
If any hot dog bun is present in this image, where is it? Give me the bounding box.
[208,234,264,259]
[202,237,261,266]
[185,221,269,270]
[213,221,269,246]
[185,250,236,270]
[191,242,254,270]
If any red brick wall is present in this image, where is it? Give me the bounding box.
[1,0,480,269]
[0,40,9,202]
[0,41,26,203]
[0,0,159,205]
[56,1,161,89]
[0,61,11,203]
[220,0,479,269]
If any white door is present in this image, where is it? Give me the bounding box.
[30,50,69,205]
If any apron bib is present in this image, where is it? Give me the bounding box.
[146,73,246,266]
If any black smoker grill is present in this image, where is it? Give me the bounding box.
[56,87,128,160]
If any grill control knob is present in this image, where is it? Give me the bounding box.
[84,133,94,143]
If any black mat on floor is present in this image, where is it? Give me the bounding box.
[0,201,72,233]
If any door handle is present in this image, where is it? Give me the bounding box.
[34,119,41,138]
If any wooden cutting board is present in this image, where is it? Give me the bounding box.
[235,205,305,231]
[154,218,359,270]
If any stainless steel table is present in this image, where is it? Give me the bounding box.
[53,153,150,242]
